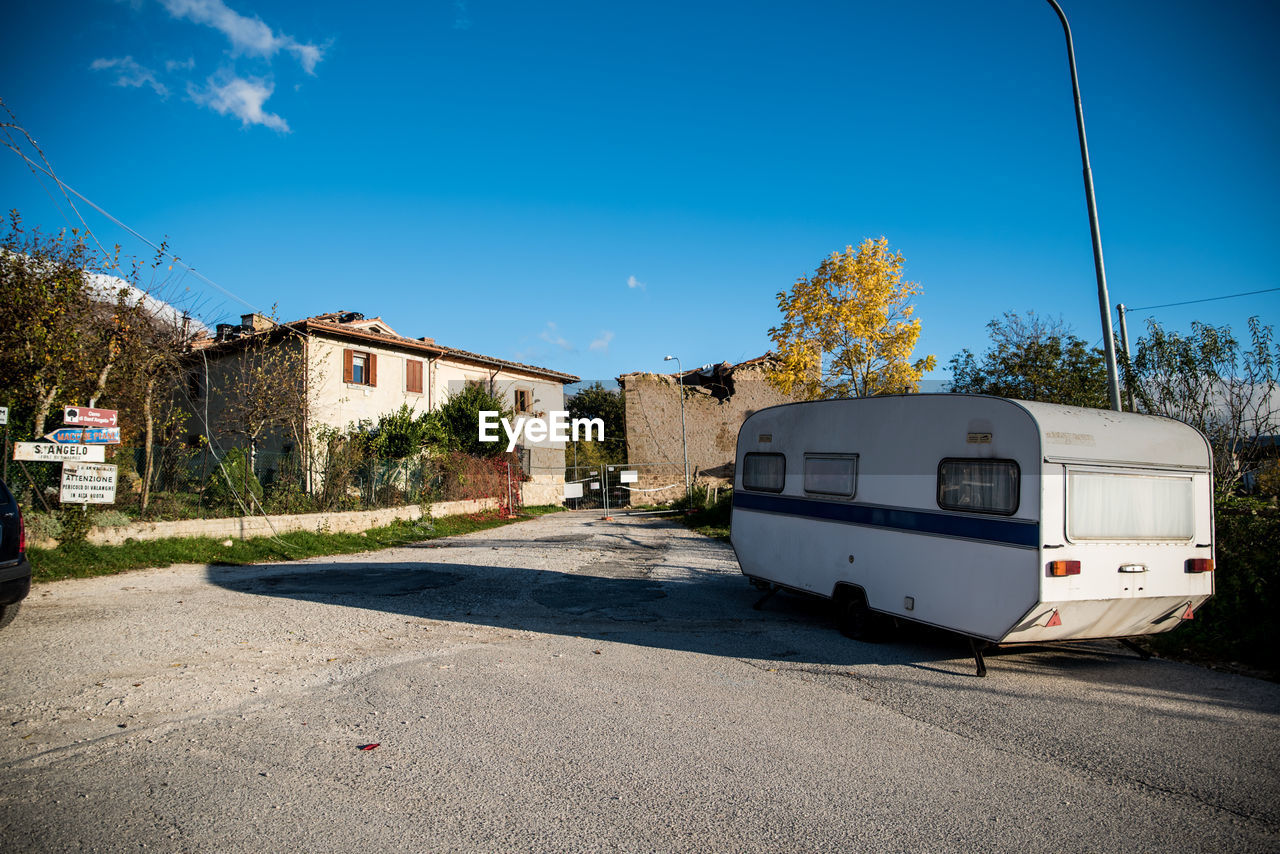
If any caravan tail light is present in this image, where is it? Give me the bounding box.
[1185,559,1214,573]
[1046,560,1081,577]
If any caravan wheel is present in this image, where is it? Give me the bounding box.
[837,593,887,643]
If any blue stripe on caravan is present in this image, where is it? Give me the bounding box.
[732,491,1039,549]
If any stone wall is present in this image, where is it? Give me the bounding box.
[74,497,502,547]
[619,359,798,504]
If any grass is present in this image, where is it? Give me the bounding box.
[29,505,565,582]
[673,493,731,541]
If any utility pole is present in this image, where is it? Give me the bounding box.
[663,355,690,503]
[1116,303,1134,412]
[1044,0,1122,412]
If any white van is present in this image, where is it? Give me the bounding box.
[730,395,1215,675]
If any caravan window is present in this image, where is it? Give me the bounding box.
[743,453,786,493]
[937,459,1020,515]
[1067,470,1194,541]
[804,454,857,497]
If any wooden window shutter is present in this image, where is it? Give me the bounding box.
[343,348,353,383]
[369,353,377,387]
[407,359,423,394]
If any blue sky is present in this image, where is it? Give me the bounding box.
[2,0,1277,386]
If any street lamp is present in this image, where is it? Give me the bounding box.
[663,355,690,503]
[1044,0,1122,412]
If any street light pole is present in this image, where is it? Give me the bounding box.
[663,355,690,503]
[1044,0,1122,412]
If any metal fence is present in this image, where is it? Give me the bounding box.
[6,442,525,524]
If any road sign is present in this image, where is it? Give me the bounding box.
[60,463,117,504]
[63,406,118,427]
[44,427,121,445]
[0,406,7,426]
[14,442,106,463]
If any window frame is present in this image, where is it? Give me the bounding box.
[802,453,858,498]
[343,348,377,387]
[936,457,1021,516]
[742,452,786,494]
[1064,466,1197,543]
[514,388,531,413]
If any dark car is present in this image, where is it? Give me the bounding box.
[0,478,31,628]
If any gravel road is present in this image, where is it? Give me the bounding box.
[1,510,1277,852]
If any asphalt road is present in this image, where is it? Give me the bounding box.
[1,511,1277,853]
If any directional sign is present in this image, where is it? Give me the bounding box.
[60,463,117,504]
[14,442,106,462]
[45,427,121,445]
[63,406,118,427]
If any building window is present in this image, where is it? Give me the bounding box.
[406,359,423,394]
[343,349,377,386]
[937,459,1020,515]
[742,453,786,493]
[515,389,531,412]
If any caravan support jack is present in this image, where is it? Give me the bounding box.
[1118,638,1152,660]
[969,638,988,678]
[752,585,778,611]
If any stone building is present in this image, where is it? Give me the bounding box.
[618,356,799,504]
[187,310,578,505]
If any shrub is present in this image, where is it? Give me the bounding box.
[202,448,263,513]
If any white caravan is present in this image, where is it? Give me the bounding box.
[730,395,1215,674]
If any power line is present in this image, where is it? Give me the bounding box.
[1127,286,1280,312]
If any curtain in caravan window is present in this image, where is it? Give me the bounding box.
[804,455,857,496]
[742,453,785,493]
[1068,471,1194,540]
[938,459,1019,515]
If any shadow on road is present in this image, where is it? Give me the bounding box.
[201,541,1233,696]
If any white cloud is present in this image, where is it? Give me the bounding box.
[454,0,472,30]
[166,57,197,72]
[189,75,289,132]
[539,322,574,352]
[159,0,324,74]
[626,275,645,291]
[90,56,169,97]
[589,331,615,353]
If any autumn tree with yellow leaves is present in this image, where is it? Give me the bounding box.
[767,238,936,399]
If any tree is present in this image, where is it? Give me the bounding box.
[428,384,511,458]
[1,212,191,514]
[767,237,935,399]
[0,213,103,439]
[948,311,1108,407]
[209,314,311,473]
[1126,317,1278,496]
[565,382,626,470]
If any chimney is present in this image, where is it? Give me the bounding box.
[418,336,436,345]
[240,313,273,332]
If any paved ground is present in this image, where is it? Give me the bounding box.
[0,511,1277,852]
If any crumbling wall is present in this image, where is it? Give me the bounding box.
[620,360,798,504]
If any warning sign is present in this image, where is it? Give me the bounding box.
[60,463,118,504]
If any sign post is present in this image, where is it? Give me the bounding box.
[14,442,107,463]
[63,407,118,427]
[0,406,8,482]
[60,463,118,504]
[45,427,121,445]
